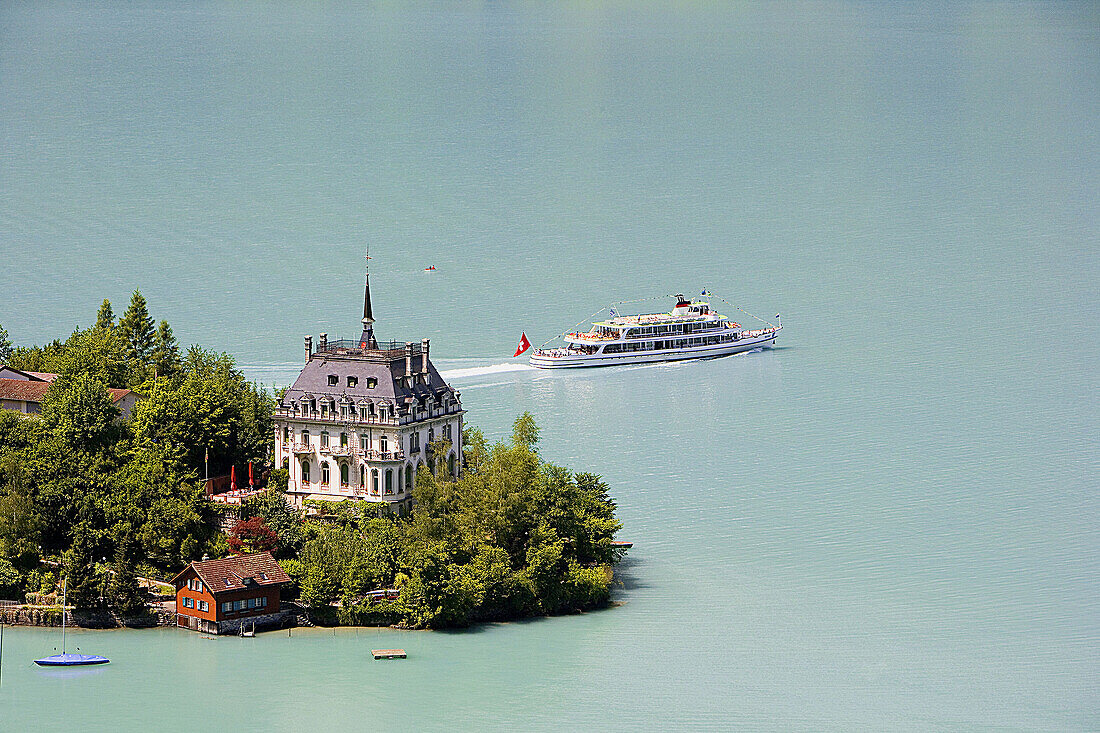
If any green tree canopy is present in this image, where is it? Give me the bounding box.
[0,323,12,363]
[118,289,155,363]
[95,299,115,330]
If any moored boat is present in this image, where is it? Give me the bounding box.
[34,653,110,667]
[33,579,110,667]
[529,293,780,369]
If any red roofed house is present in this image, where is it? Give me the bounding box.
[171,552,292,635]
[0,368,140,418]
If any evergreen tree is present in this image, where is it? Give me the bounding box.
[150,320,180,377]
[117,290,155,362]
[95,299,115,330]
[108,531,145,615]
[63,524,100,608]
[0,323,12,363]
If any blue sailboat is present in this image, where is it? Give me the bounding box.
[34,580,110,667]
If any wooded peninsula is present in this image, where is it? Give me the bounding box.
[0,294,623,628]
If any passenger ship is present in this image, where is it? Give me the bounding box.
[529,294,781,369]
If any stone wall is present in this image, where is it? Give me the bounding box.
[215,609,293,635]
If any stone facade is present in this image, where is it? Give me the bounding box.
[272,265,463,512]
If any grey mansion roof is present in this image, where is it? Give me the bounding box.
[279,346,457,414]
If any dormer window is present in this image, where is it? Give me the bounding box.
[347,376,358,387]
[366,377,377,389]
[224,578,231,587]
[328,375,339,386]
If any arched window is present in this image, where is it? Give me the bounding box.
[340,463,349,486]
[405,464,413,490]
[385,469,393,495]
[322,463,330,486]
[428,456,435,475]
[301,460,310,482]
[448,452,456,477]
[359,465,365,487]
[372,469,380,495]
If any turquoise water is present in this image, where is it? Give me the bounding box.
[1,2,1098,730]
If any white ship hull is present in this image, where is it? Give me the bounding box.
[530,328,780,369]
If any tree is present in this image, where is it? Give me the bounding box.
[108,529,145,615]
[0,479,46,569]
[241,488,301,556]
[150,320,180,377]
[512,411,540,450]
[0,323,12,363]
[117,289,155,363]
[95,299,115,330]
[130,347,273,479]
[227,516,279,554]
[41,373,119,453]
[0,556,19,596]
[63,523,100,608]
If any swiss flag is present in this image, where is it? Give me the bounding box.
[514,332,531,357]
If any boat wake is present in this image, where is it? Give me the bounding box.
[438,362,536,380]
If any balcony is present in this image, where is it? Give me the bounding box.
[360,450,405,462]
[320,444,353,457]
[291,443,313,454]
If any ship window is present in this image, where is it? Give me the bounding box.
[328,375,338,386]
[347,376,358,387]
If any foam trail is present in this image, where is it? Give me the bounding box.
[439,362,535,380]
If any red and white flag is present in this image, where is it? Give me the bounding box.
[514,332,531,357]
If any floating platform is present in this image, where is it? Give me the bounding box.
[372,649,407,660]
[611,540,633,549]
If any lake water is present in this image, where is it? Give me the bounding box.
[1,2,1097,730]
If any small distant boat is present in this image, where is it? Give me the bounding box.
[34,580,110,667]
[424,265,436,272]
[240,622,256,638]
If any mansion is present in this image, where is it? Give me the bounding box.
[273,268,463,513]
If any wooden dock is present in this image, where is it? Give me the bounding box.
[371,648,406,660]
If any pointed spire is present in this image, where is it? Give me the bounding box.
[360,247,377,349]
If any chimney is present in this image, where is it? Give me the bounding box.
[405,342,413,382]
[319,332,328,351]
[421,338,430,379]
[304,335,313,363]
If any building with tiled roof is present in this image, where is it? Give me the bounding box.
[273,259,464,514]
[0,373,140,418]
[171,552,291,635]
